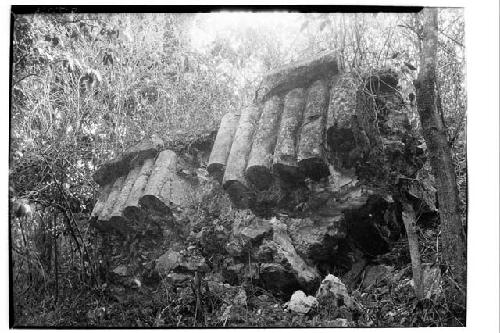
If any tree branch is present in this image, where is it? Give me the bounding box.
[13,73,39,86]
[439,30,464,48]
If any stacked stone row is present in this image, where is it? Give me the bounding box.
[91,146,189,232]
[208,52,342,208]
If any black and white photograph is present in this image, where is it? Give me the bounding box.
[6,2,499,330]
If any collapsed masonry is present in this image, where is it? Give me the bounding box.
[205,51,436,295]
[208,52,339,208]
[89,51,437,298]
[90,137,197,238]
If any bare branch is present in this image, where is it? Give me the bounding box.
[439,30,464,48]
[13,73,39,87]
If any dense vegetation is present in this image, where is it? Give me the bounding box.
[10,9,467,327]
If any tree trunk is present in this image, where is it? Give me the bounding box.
[415,8,466,304]
[53,215,59,304]
[401,202,424,299]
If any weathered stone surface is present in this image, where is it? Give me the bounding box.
[328,167,359,192]
[91,183,112,219]
[224,215,273,260]
[362,265,394,289]
[422,265,442,299]
[316,274,353,308]
[297,79,330,180]
[207,112,241,183]
[327,318,349,327]
[246,96,284,190]
[172,252,209,274]
[287,215,346,261]
[223,106,262,208]
[156,249,181,275]
[166,272,191,287]
[225,238,247,258]
[93,136,163,186]
[159,171,193,207]
[287,290,318,314]
[255,239,277,262]
[207,281,247,306]
[112,265,129,277]
[326,74,357,132]
[123,158,155,222]
[99,176,126,222]
[193,223,229,256]
[273,88,306,183]
[156,249,210,276]
[233,216,273,243]
[326,74,342,131]
[109,164,142,228]
[255,51,339,103]
[270,217,320,291]
[222,262,259,285]
[140,150,177,215]
[224,217,323,295]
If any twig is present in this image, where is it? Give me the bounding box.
[438,30,464,48]
[445,274,466,297]
[13,73,39,86]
